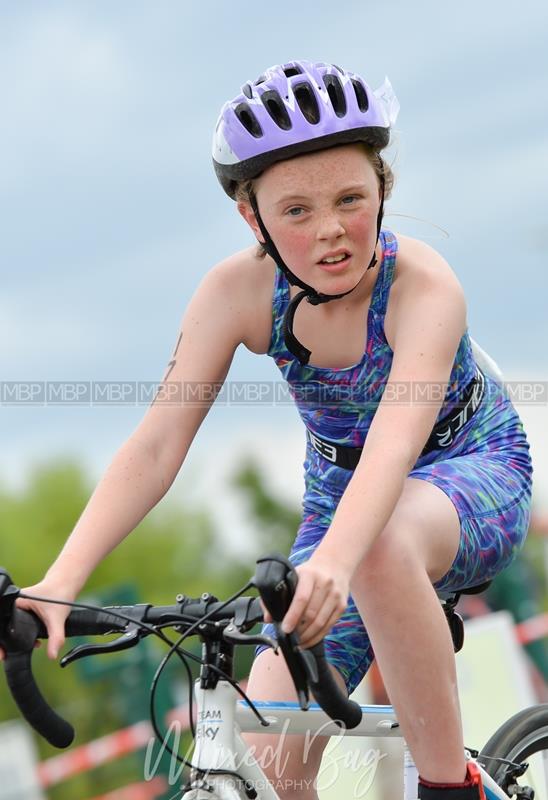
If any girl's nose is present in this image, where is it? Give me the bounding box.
[316,210,345,240]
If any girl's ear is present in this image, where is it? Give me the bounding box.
[237,200,265,245]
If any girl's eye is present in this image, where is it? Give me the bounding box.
[341,195,358,205]
[287,207,304,217]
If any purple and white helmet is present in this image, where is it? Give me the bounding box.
[213,60,399,199]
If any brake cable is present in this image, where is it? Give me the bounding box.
[15,584,273,790]
[148,579,272,778]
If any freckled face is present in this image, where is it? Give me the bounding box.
[253,144,382,295]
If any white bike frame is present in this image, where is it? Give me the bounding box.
[183,678,509,800]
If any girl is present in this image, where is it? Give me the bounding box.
[2,61,532,799]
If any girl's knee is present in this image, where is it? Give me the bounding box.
[355,521,424,582]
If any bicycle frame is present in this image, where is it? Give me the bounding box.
[183,677,511,800]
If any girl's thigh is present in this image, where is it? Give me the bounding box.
[409,449,533,593]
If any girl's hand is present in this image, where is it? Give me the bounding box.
[0,579,75,662]
[281,557,350,648]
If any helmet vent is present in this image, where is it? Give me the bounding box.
[351,79,369,113]
[254,73,266,85]
[323,74,347,117]
[242,83,253,99]
[260,90,292,130]
[294,82,320,124]
[283,65,302,78]
[234,103,263,138]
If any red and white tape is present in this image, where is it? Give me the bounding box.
[88,776,168,800]
[37,720,155,787]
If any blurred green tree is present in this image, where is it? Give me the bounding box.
[0,458,228,799]
[230,457,301,560]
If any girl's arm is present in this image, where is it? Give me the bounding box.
[315,241,467,571]
[283,240,467,639]
[3,254,254,659]
[46,257,252,594]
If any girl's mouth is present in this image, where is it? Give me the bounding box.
[317,253,352,272]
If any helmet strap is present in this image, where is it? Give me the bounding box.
[249,156,385,365]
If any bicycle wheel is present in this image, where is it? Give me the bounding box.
[479,704,548,798]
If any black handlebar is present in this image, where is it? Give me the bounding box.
[0,556,362,748]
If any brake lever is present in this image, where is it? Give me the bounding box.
[273,627,320,711]
[0,576,21,647]
[60,625,147,667]
[222,623,277,651]
[253,554,314,707]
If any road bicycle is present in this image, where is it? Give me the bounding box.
[1,554,547,799]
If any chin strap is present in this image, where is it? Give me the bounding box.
[249,156,385,366]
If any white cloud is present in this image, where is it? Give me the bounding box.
[0,295,112,374]
[3,10,129,101]
[0,8,212,189]
[0,10,131,182]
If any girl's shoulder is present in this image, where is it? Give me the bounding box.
[392,233,461,284]
[389,232,465,305]
[206,245,276,355]
[385,233,466,345]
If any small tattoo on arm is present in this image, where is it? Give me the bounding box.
[162,332,183,381]
[163,358,177,382]
[172,332,183,358]
[152,332,183,405]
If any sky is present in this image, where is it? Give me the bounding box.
[1,1,547,548]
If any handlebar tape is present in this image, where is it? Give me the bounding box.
[5,650,74,748]
[64,608,127,637]
[4,609,74,748]
[3,607,127,748]
[308,642,363,729]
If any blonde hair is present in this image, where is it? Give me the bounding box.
[235,143,395,259]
